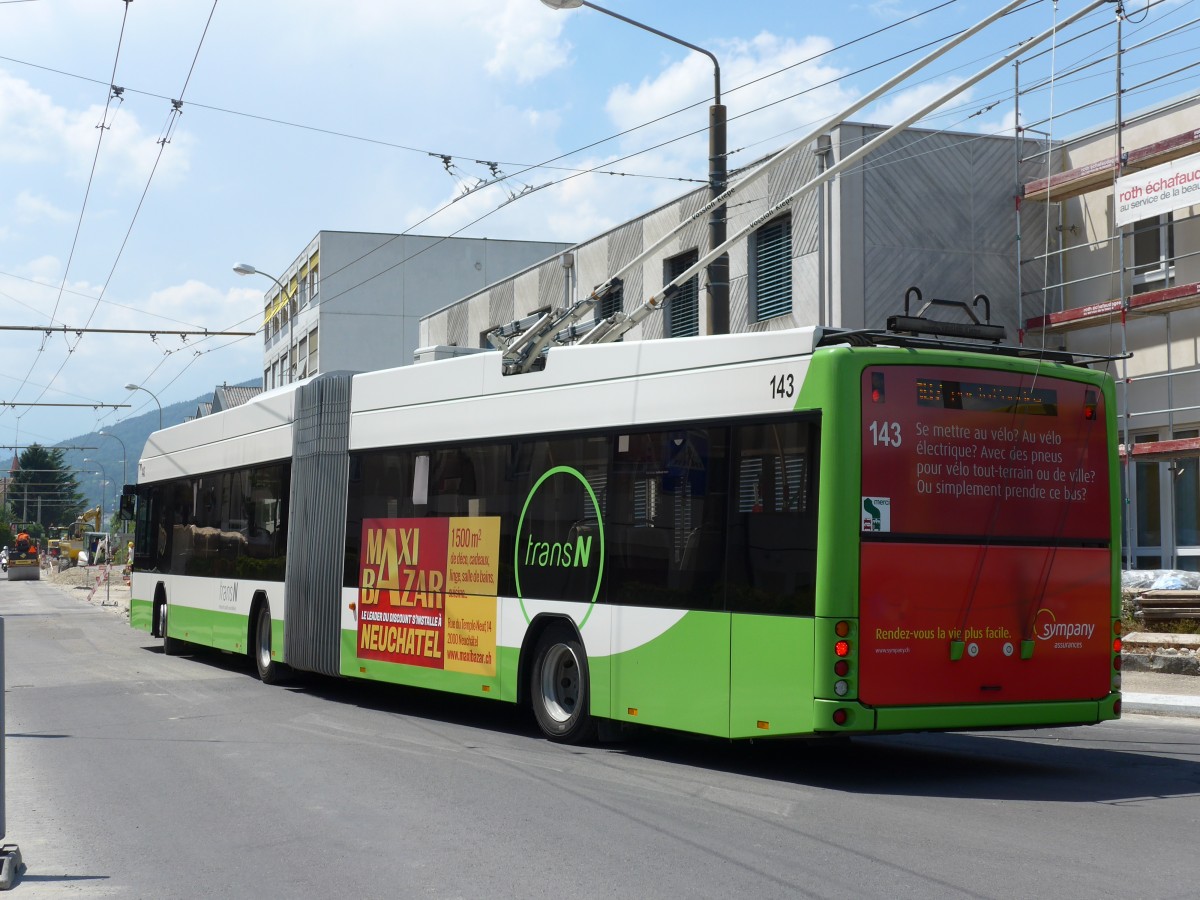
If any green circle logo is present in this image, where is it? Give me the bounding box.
[514,465,605,626]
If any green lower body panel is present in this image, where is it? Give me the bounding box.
[131,597,153,633]
[339,628,512,700]
[610,610,730,737]
[167,604,252,655]
[813,693,1120,734]
[729,615,815,738]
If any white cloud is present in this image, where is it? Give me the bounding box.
[607,32,857,157]
[0,69,192,190]
[485,0,574,84]
[0,70,67,165]
[866,77,973,127]
[398,30,865,249]
[13,191,74,224]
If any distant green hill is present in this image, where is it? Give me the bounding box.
[55,378,259,514]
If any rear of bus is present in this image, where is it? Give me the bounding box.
[815,348,1120,733]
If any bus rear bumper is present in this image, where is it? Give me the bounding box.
[814,693,1121,733]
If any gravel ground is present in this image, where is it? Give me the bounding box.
[43,562,131,617]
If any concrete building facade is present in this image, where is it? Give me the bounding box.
[259,231,573,388]
[420,123,1049,354]
[1021,94,1200,571]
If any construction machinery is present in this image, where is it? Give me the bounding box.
[58,506,103,565]
[7,530,41,581]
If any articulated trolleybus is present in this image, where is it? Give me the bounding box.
[129,325,1120,742]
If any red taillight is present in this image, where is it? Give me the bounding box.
[1083,389,1098,420]
[834,660,850,677]
[1113,699,1122,716]
[835,620,850,637]
[1113,655,1122,671]
[870,371,885,403]
[1113,620,1122,635]
[1113,638,1122,653]
[832,709,848,726]
[835,640,851,658]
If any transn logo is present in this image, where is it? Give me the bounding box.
[360,526,444,609]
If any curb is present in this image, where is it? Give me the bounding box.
[1122,692,1200,718]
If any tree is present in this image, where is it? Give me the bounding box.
[6,445,87,528]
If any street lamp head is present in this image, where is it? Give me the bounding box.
[233,263,259,277]
[540,0,584,8]
[124,383,140,392]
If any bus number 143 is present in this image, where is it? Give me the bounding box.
[869,420,902,447]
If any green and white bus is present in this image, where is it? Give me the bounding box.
[128,324,1121,742]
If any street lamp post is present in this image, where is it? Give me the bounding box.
[83,458,108,518]
[98,429,127,486]
[234,262,295,383]
[540,0,728,334]
[124,383,162,431]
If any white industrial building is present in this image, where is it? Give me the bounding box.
[420,123,1046,350]
[257,231,572,389]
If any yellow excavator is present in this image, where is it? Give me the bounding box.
[57,506,103,565]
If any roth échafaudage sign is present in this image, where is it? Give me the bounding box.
[1114,152,1200,228]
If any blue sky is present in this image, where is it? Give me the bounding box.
[1,0,1194,448]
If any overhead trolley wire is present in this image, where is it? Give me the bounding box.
[305,2,1039,307]
[11,1,222,422]
[2,0,136,422]
[1,0,980,303]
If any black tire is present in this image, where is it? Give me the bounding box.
[254,603,286,684]
[159,602,185,656]
[530,625,597,744]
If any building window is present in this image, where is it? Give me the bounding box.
[307,327,318,375]
[1131,213,1174,295]
[752,215,792,321]
[1174,430,1199,562]
[1132,434,1161,566]
[665,250,699,338]
[598,280,623,321]
[308,261,319,303]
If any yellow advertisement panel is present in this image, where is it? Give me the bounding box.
[358,516,499,675]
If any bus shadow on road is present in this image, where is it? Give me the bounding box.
[149,642,543,739]
[149,645,1199,804]
[620,727,1200,804]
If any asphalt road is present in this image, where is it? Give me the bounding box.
[4,578,1198,899]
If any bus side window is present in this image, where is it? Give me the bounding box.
[430,449,477,516]
[134,485,160,572]
[726,419,819,615]
[607,427,726,611]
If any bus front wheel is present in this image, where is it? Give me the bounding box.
[530,625,596,744]
[159,602,184,656]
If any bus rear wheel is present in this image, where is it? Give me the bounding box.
[530,625,596,744]
[254,604,285,684]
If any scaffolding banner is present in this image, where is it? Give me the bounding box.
[1115,153,1200,227]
